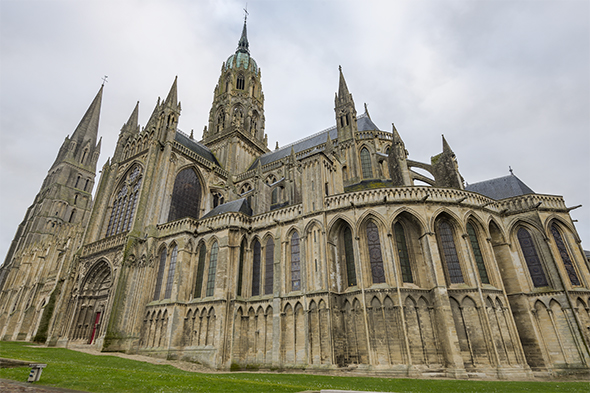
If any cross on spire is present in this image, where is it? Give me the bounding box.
[243,4,249,22]
[509,166,514,175]
[101,75,108,86]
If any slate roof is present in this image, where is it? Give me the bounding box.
[248,113,382,170]
[201,198,252,219]
[175,130,220,166]
[466,175,535,200]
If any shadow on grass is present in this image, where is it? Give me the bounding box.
[0,342,587,393]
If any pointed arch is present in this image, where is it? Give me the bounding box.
[237,237,246,296]
[549,222,581,286]
[289,231,301,291]
[517,227,549,287]
[435,214,464,284]
[105,163,143,237]
[206,241,219,296]
[251,238,262,296]
[168,167,202,222]
[264,236,275,295]
[466,220,490,284]
[194,241,206,298]
[164,244,178,299]
[360,147,373,179]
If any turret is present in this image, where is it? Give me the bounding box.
[431,135,464,189]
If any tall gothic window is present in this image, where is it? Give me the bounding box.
[517,228,549,287]
[360,148,373,179]
[251,240,261,296]
[550,224,580,286]
[164,246,178,299]
[290,232,301,291]
[105,166,142,237]
[366,220,385,284]
[436,219,464,284]
[236,74,245,90]
[206,242,219,296]
[264,238,274,295]
[194,243,206,298]
[343,226,357,287]
[237,239,246,296]
[394,222,413,283]
[466,222,490,284]
[153,248,167,301]
[168,168,201,222]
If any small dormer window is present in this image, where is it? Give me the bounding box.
[236,74,245,90]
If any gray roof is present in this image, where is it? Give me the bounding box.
[201,198,252,219]
[248,113,381,170]
[466,175,535,200]
[175,131,220,166]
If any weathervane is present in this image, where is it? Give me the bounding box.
[101,75,109,86]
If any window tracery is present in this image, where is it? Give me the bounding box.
[360,148,372,179]
[105,166,142,237]
[290,232,301,291]
[206,242,219,296]
[394,222,413,283]
[466,222,490,284]
[194,243,206,298]
[164,246,178,299]
[517,228,549,287]
[366,220,385,284]
[264,238,274,295]
[436,219,464,284]
[343,226,357,287]
[252,240,261,296]
[550,224,580,286]
[168,168,201,222]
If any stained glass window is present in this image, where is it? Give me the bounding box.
[550,224,580,286]
[366,220,385,284]
[466,223,490,284]
[394,222,413,283]
[206,242,218,296]
[251,240,261,296]
[105,166,142,237]
[343,226,357,286]
[517,228,549,287]
[153,248,167,301]
[168,168,201,222]
[291,232,301,291]
[264,238,274,295]
[360,148,373,179]
[237,239,246,296]
[164,246,178,299]
[194,244,206,298]
[437,219,464,284]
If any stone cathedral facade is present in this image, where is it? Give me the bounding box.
[1,21,590,380]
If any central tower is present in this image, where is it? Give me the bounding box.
[202,17,268,175]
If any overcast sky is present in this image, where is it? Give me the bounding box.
[1,0,588,261]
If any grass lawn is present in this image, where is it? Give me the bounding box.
[0,342,587,393]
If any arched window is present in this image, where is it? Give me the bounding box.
[75,175,81,188]
[105,166,142,237]
[206,242,219,296]
[360,148,372,179]
[168,168,201,222]
[291,232,301,291]
[550,224,580,286]
[264,238,274,295]
[68,209,76,223]
[237,239,246,296]
[366,220,385,284]
[271,188,279,205]
[154,248,167,301]
[217,110,224,133]
[212,192,224,208]
[343,226,357,287]
[517,228,549,287]
[164,246,178,299]
[194,243,206,298]
[252,240,261,296]
[236,74,245,90]
[466,222,490,284]
[436,219,464,284]
[394,222,413,283]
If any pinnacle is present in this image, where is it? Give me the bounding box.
[125,101,140,130]
[337,65,351,100]
[164,76,178,107]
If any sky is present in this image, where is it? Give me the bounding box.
[0,0,588,261]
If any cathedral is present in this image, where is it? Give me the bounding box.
[1,19,589,380]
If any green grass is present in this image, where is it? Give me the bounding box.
[0,342,587,392]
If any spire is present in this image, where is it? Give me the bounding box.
[71,84,103,145]
[337,65,351,100]
[236,15,250,54]
[122,101,140,134]
[164,76,178,108]
[325,133,333,153]
[442,134,453,154]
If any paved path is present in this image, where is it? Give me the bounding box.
[0,379,88,393]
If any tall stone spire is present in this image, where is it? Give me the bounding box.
[336,65,352,102]
[334,66,357,143]
[70,84,103,147]
[236,14,250,54]
[164,76,179,109]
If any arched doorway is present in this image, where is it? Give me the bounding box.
[71,260,112,344]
